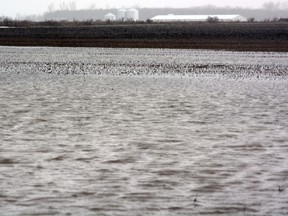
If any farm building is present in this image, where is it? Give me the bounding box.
[116,8,139,21]
[150,14,247,22]
[278,18,288,22]
[104,13,116,21]
[125,8,139,21]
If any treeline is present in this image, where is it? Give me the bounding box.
[0,17,154,27]
[3,4,288,22]
[1,17,287,28]
[42,7,288,22]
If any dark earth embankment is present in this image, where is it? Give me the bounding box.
[0,22,288,51]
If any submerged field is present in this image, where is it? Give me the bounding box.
[0,47,288,216]
[0,22,288,51]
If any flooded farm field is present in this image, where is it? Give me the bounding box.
[0,47,288,216]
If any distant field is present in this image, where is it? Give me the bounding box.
[0,22,287,51]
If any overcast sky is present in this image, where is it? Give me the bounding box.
[1,0,288,18]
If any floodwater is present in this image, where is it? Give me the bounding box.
[0,47,288,216]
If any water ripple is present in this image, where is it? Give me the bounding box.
[0,47,288,216]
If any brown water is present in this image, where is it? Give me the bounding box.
[0,47,288,216]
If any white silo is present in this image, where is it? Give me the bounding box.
[104,13,116,21]
[125,8,139,21]
[117,8,126,21]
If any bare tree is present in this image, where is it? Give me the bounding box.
[263,1,281,11]
[272,17,279,22]
[69,1,77,10]
[89,3,97,10]
[59,2,69,10]
[248,17,255,22]
[207,16,219,23]
[48,3,56,12]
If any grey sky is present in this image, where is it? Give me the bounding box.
[1,0,288,18]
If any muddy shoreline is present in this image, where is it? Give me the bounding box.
[0,22,288,51]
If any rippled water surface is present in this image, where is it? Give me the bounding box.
[0,47,288,216]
